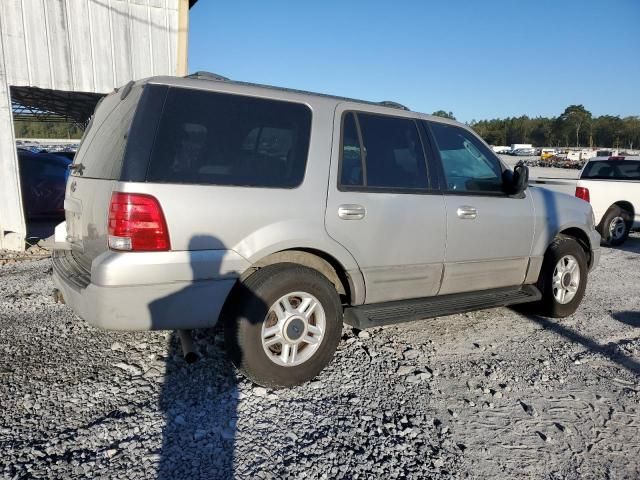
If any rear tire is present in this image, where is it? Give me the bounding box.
[599,205,631,246]
[535,235,588,318]
[223,263,343,388]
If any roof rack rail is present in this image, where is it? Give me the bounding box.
[377,100,409,111]
[185,71,230,81]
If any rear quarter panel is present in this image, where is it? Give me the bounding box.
[576,179,640,226]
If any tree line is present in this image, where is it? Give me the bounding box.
[14,120,83,140]
[433,106,640,150]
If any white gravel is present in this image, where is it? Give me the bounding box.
[1,235,639,479]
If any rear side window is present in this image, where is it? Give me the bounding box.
[340,113,363,186]
[72,86,142,179]
[581,160,640,180]
[146,88,312,188]
[339,112,428,190]
[428,122,504,193]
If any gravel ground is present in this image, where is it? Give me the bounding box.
[1,235,639,479]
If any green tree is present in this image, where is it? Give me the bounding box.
[13,120,83,139]
[432,110,456,120]
[559,105,591,147]
[623,116,640,150]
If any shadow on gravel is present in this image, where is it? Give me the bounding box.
[611,311,640,328]
[614,236,640,254]
[524,314,640,375]
[148,235,258,479]
[156,332,238,479]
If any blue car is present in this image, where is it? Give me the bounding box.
[18,149,72,220]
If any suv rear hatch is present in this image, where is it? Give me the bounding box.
[65,84,144,272]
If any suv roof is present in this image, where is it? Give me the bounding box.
[139,73,469,130]
[182,71,411,111]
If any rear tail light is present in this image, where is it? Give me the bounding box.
[609,156,625,160]
[575,186,590,203]
[108,192,170,251]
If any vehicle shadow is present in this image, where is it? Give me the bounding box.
[611,311,640,328]
[147,235,264,479]
[613,235,640,254]
[522,314,640,375]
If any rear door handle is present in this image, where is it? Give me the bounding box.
[338,204,366,220]
[457,206,477,219]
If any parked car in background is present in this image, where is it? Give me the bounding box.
[509,143,533,155]
[491,145,511,154]
[575,156,640,245]
[512,147,536,156]
[52,75,600,387]
[540,148,557,160]
[18,149,72,220]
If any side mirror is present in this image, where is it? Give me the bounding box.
[503,162,529,195]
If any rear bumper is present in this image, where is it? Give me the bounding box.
[52,249,250,331]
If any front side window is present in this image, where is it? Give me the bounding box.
[339,112,428,190]
[147,88,312,188]
[429,122,504,193]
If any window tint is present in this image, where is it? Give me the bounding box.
[72,86,142,179]
[429,122,504,193]
[147,88,312,188]
[581,160,640,180]
[340,113,363,186]
[339,113,428,190]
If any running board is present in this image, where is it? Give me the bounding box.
[343,285,541,329]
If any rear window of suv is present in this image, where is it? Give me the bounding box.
[146,88,312,188]
[581,160,640,180]
[71,86,143,179]
[339,111,429,190]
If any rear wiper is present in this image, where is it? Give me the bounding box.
[68,163,85,175]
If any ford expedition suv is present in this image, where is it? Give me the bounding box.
[52,75,600,387]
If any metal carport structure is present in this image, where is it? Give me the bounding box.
[0,0,197,250]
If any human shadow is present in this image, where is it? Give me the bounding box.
[149,235,264,479]
[522,314,640,375]
[611,311,640,328]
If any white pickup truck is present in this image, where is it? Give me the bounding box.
[575,156,640,245]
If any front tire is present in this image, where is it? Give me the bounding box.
[599,205,631,246]
[536,235,588,318]
[223,263,343,388]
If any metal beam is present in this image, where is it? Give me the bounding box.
[11,86,103,126]
[0,36,25,251]
[177,0,189,76]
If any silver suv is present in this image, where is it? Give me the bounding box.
[52,74,600,387]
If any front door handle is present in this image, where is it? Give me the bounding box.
[338,204,366,220]
[457,206,477,219]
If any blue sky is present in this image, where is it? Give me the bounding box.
[189,0,640,122]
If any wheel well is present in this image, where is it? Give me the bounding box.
[241,249,352,304]
[559,228,592,267]
[613,201,634,219]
